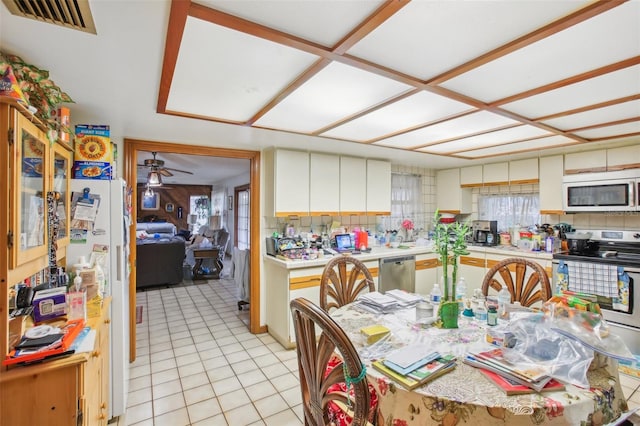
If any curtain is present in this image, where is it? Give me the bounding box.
[478,194,540,231]
[390,173,424,231]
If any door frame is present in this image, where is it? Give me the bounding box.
[124,139,263,361]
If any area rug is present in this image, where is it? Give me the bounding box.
[136,305,143,324]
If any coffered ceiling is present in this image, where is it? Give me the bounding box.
[159,0,640,160]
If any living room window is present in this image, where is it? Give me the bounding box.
[190,195,210,234]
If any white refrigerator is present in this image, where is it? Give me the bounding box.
[68,178,130,420]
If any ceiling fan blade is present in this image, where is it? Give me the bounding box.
[164,167,194,175]
[159,168,173,177]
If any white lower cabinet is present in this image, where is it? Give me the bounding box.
[457,254,487,295]
[265,258,379,348]
[415,255,438,296]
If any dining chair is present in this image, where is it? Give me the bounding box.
[290,297,377,426]
[320,256,375,312]
[481,257,552,307]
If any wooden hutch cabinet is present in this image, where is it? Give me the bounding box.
[0,100,111,425]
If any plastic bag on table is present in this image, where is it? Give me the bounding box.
[543,296,635,362]
[200,237,213,248]
[505,314,594,388]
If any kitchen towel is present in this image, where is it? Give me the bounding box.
[566,261,618,298]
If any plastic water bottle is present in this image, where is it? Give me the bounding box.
[497,283,511,319]
[430,282,442,305]
[456,277,467,312]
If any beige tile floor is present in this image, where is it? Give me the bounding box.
[117,274,304,426]
[115,273,640,425]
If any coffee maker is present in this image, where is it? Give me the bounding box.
[472,220,498,246]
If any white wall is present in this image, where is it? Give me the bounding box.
[213,171,251,255]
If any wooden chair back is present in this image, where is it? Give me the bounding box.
[481,257,552,307]
[290,297,371,426]
[320,255,375,312]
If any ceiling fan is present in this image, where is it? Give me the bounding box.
[138,151,194,177]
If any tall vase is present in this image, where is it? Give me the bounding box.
[439,301,459,329]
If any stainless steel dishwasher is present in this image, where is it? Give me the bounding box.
[379,255,416,293]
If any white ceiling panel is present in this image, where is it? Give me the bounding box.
[541,100,640,130]
[347,1,587,80]
[501,65,640,119]
[320,91,473,141]
[442,2,640,102]
[574,121,640,139]
[167,17,319,121]
[441,135,578,158]
[254,61,412,133]
[374,111,519,149]
[196,0,384,47]
[423,125,552,155]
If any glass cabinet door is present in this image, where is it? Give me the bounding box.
[52,143,72,249]
[10,109,49,267]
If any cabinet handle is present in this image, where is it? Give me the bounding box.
[98,413,106,420]
[92,350,100,357]
[100,402,107,409]
[104,318,111,324]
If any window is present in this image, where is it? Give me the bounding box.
[478,194,540,231]
[390,173,424,231]
[190,195,210,234]
[236,187,250,250]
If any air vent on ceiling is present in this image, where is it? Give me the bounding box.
[2,0,97,34]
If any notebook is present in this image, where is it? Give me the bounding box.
[335,234,354,252]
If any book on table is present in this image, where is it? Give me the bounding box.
[372,355,456,390]
[479,368,565,395]
[468,348,549,382]
[463,352,552,393]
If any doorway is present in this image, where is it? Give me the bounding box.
[124,139,263,362]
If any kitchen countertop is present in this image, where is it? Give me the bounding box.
[263,243,554,270]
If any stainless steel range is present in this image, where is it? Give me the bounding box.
[552,229,640,354]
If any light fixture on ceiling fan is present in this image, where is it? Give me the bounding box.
[138,152,194,188]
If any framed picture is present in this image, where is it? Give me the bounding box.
[165,203,174,213]
[141,193,160,210]
[228,195,233,211]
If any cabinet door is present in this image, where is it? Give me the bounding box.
[51,142,72,250]
[415,256,438,295]
[274,149,309,217]
[509,158,539,184]
[458,255,487,295]
[483,162,509,185]
[436,168,471,214]
[10,108,49,268]
[539,155,564,214]
[366,159,391,214]
[309,153,339,215]
[564,150,606,174]
[460,165,483,187]
[607,145,640,171]
[340,156,366,214]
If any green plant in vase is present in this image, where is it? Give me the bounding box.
[432,211,471,328]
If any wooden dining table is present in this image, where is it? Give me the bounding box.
[331,303,629,426]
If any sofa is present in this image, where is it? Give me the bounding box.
[135,222,186,289]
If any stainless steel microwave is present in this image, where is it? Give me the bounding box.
[562,170,639,212]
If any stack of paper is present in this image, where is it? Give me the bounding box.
[385,289,425,307]
[357,291,399,313]
[464,348,552,392]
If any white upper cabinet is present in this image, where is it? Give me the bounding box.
[309,153,340,215]
[340,156,367,213]
[607,145,640,171]
[436,168,471,214]
[265,149,310,217]
[509,158,539,184]
[539,155,564,214]
[564,150,606,174]
[483,162,509,185]
[460,165,483,187]
[366,159,391,214]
